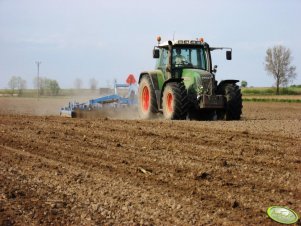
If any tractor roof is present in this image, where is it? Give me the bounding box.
[158,39,207,47]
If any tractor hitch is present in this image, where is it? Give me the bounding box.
[198,94,224,109]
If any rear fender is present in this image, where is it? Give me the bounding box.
[139,72,161,90]
[217,79,239,93]
[218,80,239,87]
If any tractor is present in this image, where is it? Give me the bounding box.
[138,36,242,120]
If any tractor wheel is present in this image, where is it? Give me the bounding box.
[138,76,158,119]
[217,83,242,120]
[162,82,188,120]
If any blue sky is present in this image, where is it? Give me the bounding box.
[0,0,300,88]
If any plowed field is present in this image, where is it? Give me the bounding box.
[0,99,301,225]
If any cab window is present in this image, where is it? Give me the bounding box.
[172,47,207,70]
[156,48,168,69]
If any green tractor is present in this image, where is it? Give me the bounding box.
[138,36,242,120]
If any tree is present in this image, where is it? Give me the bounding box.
[8,76,18,94]
[74,78,83,90]
[33,77,60,96]
[8,76,26,95]
[89,78,98,90]
[46,79,60,96]
[241,80,248,88]
[265,45,297,95]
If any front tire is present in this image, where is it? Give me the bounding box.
[217,84,242,120]
[162,82,188,120]
[138,76,158,119]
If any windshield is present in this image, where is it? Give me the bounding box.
[172,47,207,70]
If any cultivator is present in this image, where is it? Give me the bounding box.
[60,78,137,118]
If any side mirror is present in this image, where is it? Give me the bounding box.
[212,65,218,73]
[226,51,232,60]
[153,49,160,58]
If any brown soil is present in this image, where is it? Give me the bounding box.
[0,99,300,225]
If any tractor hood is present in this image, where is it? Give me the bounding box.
[182,69,214,92]
[182,68,213,77]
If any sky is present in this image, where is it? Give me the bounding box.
[0,0,300,89]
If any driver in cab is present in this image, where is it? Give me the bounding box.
[173,48,188,65]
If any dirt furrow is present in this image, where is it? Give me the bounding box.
[1,102,301,225]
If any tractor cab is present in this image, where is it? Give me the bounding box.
[153,38,232,80]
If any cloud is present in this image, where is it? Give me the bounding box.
[232,41,286,52]
[1,32,105,50]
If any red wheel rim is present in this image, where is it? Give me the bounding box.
[142,86,150,111]
[167,92,173,113]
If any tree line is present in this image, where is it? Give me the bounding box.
[7,76,61,96]
[7,76,100,96]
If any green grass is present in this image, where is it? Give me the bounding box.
[243,98,301,103]
[241,85,301,102]
[242,86,301,95]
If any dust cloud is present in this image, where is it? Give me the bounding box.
[0,97,68,116]
[0,97,140,120]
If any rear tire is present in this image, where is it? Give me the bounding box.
[217,83,242,120]
[162,82,188,120]
[138,76,158,119]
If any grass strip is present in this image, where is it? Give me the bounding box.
[243,98,301,103]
